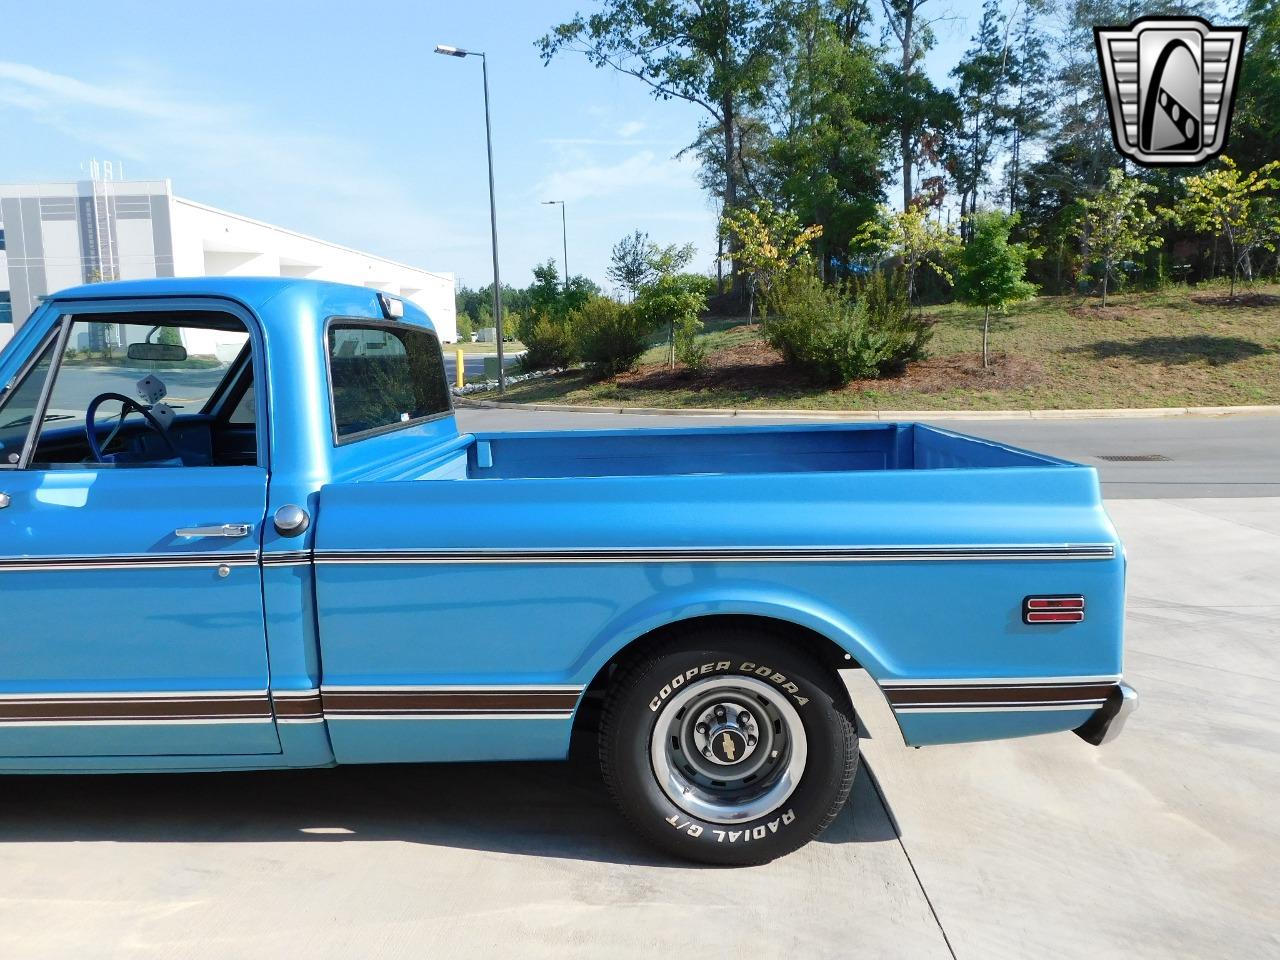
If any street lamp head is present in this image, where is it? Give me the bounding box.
[434,44,469,57]
[541,200,563,206]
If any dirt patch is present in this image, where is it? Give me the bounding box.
[847,352,1043,395]
[615,334,1041,396]
[1190,293,1280,308]
[1066,303,1168,322]
[617,329,814,392]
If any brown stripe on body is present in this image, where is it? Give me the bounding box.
[885,683,1117,708]
[0,694,272,723]
[272,692,324,719]
[322,690,580,715]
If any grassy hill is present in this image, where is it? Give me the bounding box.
[475,282,1280,411]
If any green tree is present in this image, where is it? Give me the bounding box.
[455,312,474,343]
[1074,168,1161,307]
[852,204,957,308]
[766,0,888,276]
[530,260,566,317]
[1003,3,1052,215]
[540,1,787,283]
[635,273,712,369]
[879,0,955,209]
[955,210,1036,368]
[1177,157,1280,297]
[607,230,696,301]
[948,0,1017,236]
[1234,0,1280,172]
[721,199,823,319]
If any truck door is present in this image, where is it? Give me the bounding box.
[0,301,278,759]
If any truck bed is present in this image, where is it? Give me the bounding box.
[315,418,1121,761]
[462,422,1071,480]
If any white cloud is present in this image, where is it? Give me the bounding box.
[617,120,644,138]
[534,149,697,205]
[0,61,482,264]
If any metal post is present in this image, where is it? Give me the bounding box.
[560,202,569,290]
[480,54,505,392]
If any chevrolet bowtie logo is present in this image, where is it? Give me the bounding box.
[721,732,736,761]
[1094,16,1247,167]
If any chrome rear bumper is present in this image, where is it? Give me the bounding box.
[1074,682,1138,746]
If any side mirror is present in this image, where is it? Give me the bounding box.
[128,342,187,362]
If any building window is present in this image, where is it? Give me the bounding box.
[0,292,11,325]
[0,227,6,251]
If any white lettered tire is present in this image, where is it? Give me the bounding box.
[600,626,858,865]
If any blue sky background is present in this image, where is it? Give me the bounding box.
[0,1,975,293]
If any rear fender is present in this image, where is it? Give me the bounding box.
[569,584,897,690]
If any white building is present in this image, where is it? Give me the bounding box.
[0,178,457,349]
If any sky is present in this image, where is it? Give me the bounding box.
[0,1,976,295]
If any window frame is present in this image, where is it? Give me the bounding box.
[0,319,68,470]
[323,316,453,447]
[0,299,270,472]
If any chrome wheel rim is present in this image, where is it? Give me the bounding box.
[649,675,807,825]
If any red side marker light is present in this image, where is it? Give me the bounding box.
[1023,595,1085,624]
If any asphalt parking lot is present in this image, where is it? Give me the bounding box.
[0,409,1275,960]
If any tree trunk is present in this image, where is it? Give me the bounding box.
[982,305,990,368]
[900,4,915,210]
[716,221,725,296]
[669,318,675,370]
[1228,234,1237,298]
[1008,91,1023,215]
[722,93,741,306]
[1101,267,1108,308]
[967,112,982,236]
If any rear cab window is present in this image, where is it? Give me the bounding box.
[327,322,451,443]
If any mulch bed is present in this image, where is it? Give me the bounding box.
[1190,293,1280,308]
[615,332,1041,396]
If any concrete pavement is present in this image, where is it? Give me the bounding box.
[0,410,1276,959]
[847,496,1280,959]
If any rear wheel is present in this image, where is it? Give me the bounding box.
[599,627,858,865]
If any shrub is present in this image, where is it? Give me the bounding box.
[674,320,709,371]
[763,270,930,386]
[634,273,711,370]
[573,296,655,375]
[519,311,578,371]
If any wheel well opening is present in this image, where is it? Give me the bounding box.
[572,614,861,736]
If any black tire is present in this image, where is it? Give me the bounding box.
[600,626,858,866]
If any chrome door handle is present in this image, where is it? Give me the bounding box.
[0,492,10,509]
[175,523,253,538]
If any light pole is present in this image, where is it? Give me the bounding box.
[436,43,505,392]
[541,200,568,291]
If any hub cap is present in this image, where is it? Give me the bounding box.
[649,675,807,825]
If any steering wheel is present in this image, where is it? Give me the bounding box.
[85,392,182,464]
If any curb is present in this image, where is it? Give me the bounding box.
[455,398,1280,421]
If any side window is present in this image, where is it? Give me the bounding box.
[9,310,256,469]
[328,323,451,441]
[0,333,58,467]
[226,372,256,426]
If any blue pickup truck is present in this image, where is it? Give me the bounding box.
[0,278,1135,864]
